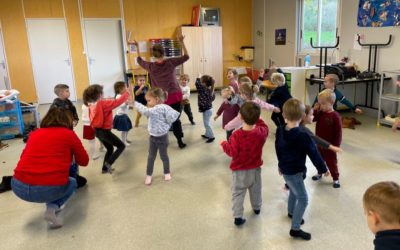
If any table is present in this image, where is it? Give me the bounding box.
[306,76,391,109]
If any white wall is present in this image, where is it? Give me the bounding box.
[253,0,265,69]
[254,0,400,116]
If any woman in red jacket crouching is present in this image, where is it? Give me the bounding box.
[11,107,89,229]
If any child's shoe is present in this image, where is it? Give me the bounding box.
[333,180,341,188]
[178,139,186,149]
[190,120,196,125]
[101,164,114,174]
[311,174,322,181]
[164,173,172,181]
[76,175,87,188]
[234,218,246,226]
[289,229,311,240]
[201,134,209,139]
[44,207,63,229]
[253,209,260,215]
[145,176,152,185]
[92,154,100,160]
[206,137,215,143]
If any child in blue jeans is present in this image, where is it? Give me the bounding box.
[275,98,329,240]
[196,75,216,143]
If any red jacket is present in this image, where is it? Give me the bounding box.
[221,119,269,171]
[14,127,89,185]
[89,91,129,129]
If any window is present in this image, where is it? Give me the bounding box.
[299,0,340,52]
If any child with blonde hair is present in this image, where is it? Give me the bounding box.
[363,181,400,249]
[312,89,342,188]
[179,74,195,125]
[224,79,280,131]
[275,98,329,240]
[268,73,292,127]
[196,75,216,143]
[134,88,180,185]
[113,82,133,146]
[134,75,148,127]
[215,86,240,140]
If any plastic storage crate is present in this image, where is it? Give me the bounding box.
[0,97,24,140]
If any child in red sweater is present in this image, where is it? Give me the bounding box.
[312,89,342,188]
[83,83,131,174]
[221,102,269,226]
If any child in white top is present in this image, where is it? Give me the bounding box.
[134,88,180,185]
[113,82,133,146]
[82,104,101,160]
[179,74,195,125]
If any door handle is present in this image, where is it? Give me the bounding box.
[88,57,95,65]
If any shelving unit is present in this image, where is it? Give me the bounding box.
[377,70,400,126]
[0,96,24,140]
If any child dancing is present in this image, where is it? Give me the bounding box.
[214,86,240,140]
[196,75,216,143]
[221,102,269,226]
[179,74,195,125]
[113,82,133,146]
[134,75,148,127]
[82,83,131,174]
[134,88,180,185]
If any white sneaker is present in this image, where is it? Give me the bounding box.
[145,176,152,185]
[164,173,172,181]
[92,154,100,160]
[124,142,131,147]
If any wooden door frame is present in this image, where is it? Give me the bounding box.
[0,21,12,89]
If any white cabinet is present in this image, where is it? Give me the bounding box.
[180,27,223,90]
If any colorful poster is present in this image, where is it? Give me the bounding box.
[358,0,400,27]
[275,29,286,45]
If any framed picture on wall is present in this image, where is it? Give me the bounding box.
[275,29,286,45]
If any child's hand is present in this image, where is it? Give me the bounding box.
[355,108,362,114]
[214,115,219,121]
[273,107,281,113]
[313,103,320,111]
[329,145,343,153]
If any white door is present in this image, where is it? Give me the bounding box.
[84,20,124,98]
[181,27,203,90]
[26,19,76,104]
[0,28,10,90]
[202,27,223,88]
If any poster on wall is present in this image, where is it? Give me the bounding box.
[275,29,286,45]
[357,0,400,27]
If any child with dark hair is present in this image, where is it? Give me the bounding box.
[275,98,329,240]
[363,181,400,249]
[196,75,216,143]
[113,81,133,146]
[134,88,180,185]
[82,83,131,174]
[227,69,239,94]
[221,102,269,226]
[11,107,89,229]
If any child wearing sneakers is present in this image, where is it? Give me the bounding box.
[134,75,148,127]
[221,102,269,226]
[113,82,133,146]
[179,74,195,125]
[196,75,216,143]
[275,98,329,240]
[82,83,131,174]
[312,89,342,188]
[134,88,180,185]
[363,181,400,249]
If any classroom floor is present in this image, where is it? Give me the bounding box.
[0,93,398,250]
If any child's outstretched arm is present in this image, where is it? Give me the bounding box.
[134,101,152,117]
[253,98,280,113]
[101,90,130,112]
[304,134,329,175]
[335,89,362,114]
[224,115,242,131]
[220,135,239,158]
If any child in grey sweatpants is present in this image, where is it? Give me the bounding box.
[220,102,269,226]
[134,88,180,185]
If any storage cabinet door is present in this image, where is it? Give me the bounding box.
[202,27,223,88]
[181,27,203,90]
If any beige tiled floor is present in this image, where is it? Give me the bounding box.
[0,94,398,250]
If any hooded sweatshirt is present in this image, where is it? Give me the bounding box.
[275,126,327,175]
